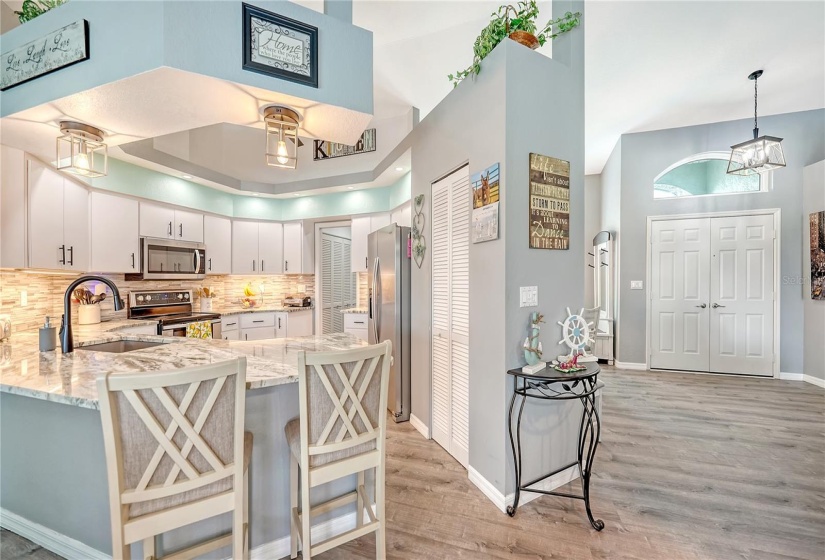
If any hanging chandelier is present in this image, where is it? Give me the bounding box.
[263,105,301,169]
[727,70,786,176]
[56,121,108,178]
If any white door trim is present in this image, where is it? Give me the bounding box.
[314,220,353,333]
[645,208,781,378]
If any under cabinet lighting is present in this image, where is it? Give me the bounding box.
[181,174,193,179]
[264,106,300,169]
[56,121,108,178]
[727,70,786,176]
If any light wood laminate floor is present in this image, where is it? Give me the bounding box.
[3,368,823,559]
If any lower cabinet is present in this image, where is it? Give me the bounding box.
[343,313,368,341]
[119,324,159,336]
[243,326,276,341]
[223,310,314,341]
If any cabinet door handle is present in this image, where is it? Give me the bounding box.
[168,222,173,237]
[253,320,264,323]
[245,333,248,340]
[68,246,74,266]
[59,245,66,265]
[208,257,212,271]
[285,260,288,272]
[366,257,368,269]
[278,317,282,329]
[261,260,265,272]
[252,260,255,272]
[226,322,237,327]
[131,252,135,269]
[354,320,365,325]
[179,223,183,238]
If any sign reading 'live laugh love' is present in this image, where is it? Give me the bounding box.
[1,19,89,91]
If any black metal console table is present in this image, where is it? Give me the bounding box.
[506,362,604,530]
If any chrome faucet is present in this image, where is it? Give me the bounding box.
[60,276,125,353]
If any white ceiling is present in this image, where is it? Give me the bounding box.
[345,0,825,174]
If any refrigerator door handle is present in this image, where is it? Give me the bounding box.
[373,256,381,342]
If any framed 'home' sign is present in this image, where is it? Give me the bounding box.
[1,19,89,91]
[242,4,318,88]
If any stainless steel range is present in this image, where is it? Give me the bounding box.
[128,289,221,338]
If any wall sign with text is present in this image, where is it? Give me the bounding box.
[529,153,570,250]
[314,128,376,161]
[1,19,89,91]
[242,3,318,88]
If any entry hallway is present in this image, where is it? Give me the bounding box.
[2,368,823,560]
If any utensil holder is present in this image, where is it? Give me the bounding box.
[78,304,101,325]
[200,298,213,312]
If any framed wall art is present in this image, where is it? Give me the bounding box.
[529,153,570,250]
[242,3,318,88]
[811,210,824,300]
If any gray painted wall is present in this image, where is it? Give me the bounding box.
[599,139,622,350]
[802,160,825,380]
[612,109,825,372]
[403,0,585,495]
[584,175,602,307]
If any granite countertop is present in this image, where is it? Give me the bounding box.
[218,306,314,315]
[72,318,158,334]
[0,321,366,410]
[341,307,368,314]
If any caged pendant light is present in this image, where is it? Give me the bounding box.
[56,121,108,178]
[263,105,302,169]
[727,70,786,176]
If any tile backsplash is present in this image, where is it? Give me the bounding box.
[0,270,314,334]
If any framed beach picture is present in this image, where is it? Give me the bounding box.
[811,210,825,300]
[242,4,318,88]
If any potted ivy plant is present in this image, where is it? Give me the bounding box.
[448,1,581,87]
[15,0,66,24]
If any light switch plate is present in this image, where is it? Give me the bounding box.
[520,286,538,307]
[630,280,644,290]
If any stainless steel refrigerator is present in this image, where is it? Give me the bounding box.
[368,224,411,422]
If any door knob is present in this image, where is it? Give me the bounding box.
[712,303,725,308]
[695,303,707,308]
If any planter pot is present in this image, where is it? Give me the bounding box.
[78,304,101,325]
[200,298,213,312]
[509,30,540,50]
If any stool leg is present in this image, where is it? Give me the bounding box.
[300,464,312,560]
[357,469,365,528]
[375,463,386,559]
[233,474,244,558]
[290,454,299,559]
[243,470,250,560]
[142,537,154,560]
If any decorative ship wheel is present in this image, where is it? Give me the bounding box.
[557,307,595,357]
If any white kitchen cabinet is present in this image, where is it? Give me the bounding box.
[204,215,232,274]
[283,222,302,274]
[350,213,390,272]
[242,326,276,341]
[175,209,204,243]
[90,192,139,273]
[1,146,27,268]
[222,329,240,341]
[343,313,368,341]
[139,202,175,239]
[391,202,411,227]
[119,324,158,336]
[140,202,203,242]
[28,160,89,271]
[232,221,259,274]
[276,310,312,338]
[221,316,241,340]
[258,222,283,274]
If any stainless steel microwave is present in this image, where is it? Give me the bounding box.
[137,238,207,280]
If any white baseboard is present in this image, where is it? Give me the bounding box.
[614,361,647,371]
[780,371,825,388]
[0,508,110,560]
[409,414,430,439]
[1,506,365,560]
[467,464,580,514]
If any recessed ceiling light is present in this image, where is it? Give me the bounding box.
[181,174,192,179]
[251,192,260,197]
[347,186,354,190]
[395,167,404,171]
[293,193,301,197]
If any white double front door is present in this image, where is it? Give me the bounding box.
[650,214,775,376]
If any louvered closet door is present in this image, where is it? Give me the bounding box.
[321,236,334,334]
[431,164,470,468]
[321,233,352,334]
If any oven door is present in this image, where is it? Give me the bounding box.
[162,319,221,339]
[142,238,206,280]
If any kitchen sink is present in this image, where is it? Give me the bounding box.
[77,340,169,353]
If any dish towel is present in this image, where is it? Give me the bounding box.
[186,321,212,339]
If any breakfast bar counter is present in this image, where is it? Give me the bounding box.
[0,326,367,558]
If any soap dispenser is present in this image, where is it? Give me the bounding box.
[39,316,56,352]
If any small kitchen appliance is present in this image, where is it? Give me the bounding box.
[283,294,312,308]
[128,290,221,338]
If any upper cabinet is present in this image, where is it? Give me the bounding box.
[351,213,391,273]
[1,146,26,269]
[28,160,89,271]
[232,220,283,275]
[140,202,203,243]
[283,222,313,274]
[90,192,139,273]
[204,215,232,275]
